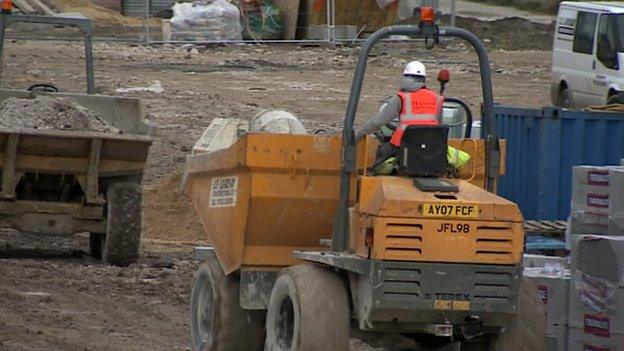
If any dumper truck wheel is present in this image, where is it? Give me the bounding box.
[265,264,350,351]
[190,251,265,351]
[101,181,142,266]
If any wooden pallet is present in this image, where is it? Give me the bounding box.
[525,220,568,236]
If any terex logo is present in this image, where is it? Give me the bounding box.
[423,292,470,301]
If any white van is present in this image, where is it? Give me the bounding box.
[551,2,624,107]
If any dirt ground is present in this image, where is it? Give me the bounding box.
[0,19,552,350]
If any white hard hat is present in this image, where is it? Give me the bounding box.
[403,61,426,77]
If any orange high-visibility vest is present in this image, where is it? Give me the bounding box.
[1,0,12,12]
[390,89,444,146]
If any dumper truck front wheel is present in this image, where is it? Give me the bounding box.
[265,264,350,351]
[99,181,142,266]
[190,252,265,351]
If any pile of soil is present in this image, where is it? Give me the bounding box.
[0,96,119,133]
[455,16,555,51]
[492,278,547,350]
[143,173,206,244]
[53,0,147,26]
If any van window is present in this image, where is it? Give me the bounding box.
[597,14,620,69]
[573,11,598,54]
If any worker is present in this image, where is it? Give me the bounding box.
[355,60,443,145]
[355,61,440,174]
[355,61,470,175]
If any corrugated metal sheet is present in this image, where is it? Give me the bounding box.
[122,0,174,17]
[492,106,624,220]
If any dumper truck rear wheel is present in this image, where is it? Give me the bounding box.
[190,252,265,351]
[265,264,350,351]
[101,181,142,266]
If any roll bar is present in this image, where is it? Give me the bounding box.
[331,25,501,252]
[0,14,95,94]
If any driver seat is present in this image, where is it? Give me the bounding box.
[400,124,449,178]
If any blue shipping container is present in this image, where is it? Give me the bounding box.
[492,106,624,220]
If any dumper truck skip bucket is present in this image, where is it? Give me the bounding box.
[184,23,529,351]
[0,89,155,265]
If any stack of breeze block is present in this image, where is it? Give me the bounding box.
[523,165,624,350]
[567,166,624,350]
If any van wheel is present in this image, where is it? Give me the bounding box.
[558,87,573,108]
[190,251,266,351]
[265,264,350,351]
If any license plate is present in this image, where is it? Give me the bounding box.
[422,204,479,218]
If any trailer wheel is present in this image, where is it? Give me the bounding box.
[190,252,265,351]
[265,264,350,351]
[101,181,142,266]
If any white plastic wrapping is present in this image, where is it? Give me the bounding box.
[250,110,308,135]
[573,269,617,314]
[523,265,570,326]
[170,0,242,41]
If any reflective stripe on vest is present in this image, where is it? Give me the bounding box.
[390,89,443,147]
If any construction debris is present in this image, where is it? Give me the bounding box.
[169,0,242,41]
[191,110,306,155]
[115,81,165,94]
[143,173,205,244]
[249,109,307,134]
[0,96,119,133]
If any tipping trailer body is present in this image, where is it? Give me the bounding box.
[184,134,502,273]
[0,89,154,264]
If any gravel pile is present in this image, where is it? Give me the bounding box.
[0,96,119,133]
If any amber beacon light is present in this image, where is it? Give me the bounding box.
[420,6,435,23]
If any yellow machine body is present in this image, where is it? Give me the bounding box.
[350,176,524,264]
[184,133,512,274]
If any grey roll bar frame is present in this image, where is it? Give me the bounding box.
[0,14,95,94]
[331,25,501,252]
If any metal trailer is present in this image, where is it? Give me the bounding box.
[0,89,155,265]
[184,22,529,351]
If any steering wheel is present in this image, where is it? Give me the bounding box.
[27,84,59,93]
